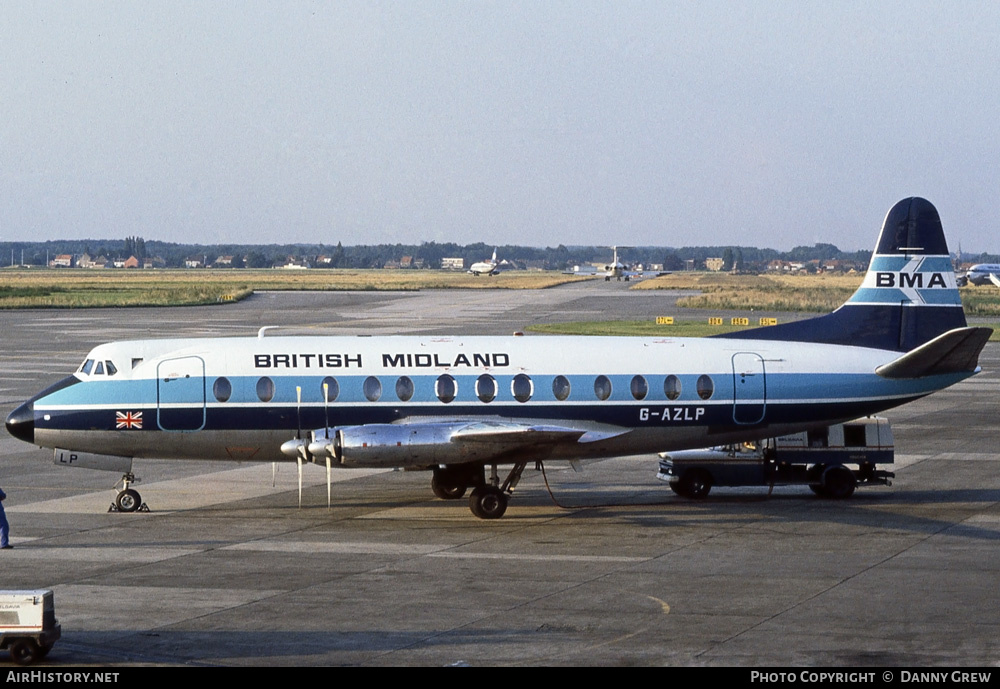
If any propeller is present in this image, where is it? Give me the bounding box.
[279,386,310,507]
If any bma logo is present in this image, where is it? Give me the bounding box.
[875,272,948,288]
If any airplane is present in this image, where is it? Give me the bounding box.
[964,263,1000,287]
[604,246,641,281]
[5,198,992,519]
[468,249,500,276]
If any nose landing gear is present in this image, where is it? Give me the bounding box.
[109,473,148,513]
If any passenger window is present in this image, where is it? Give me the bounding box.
[321,377,339,402]
[512,374,533,403]
[630,375,648,401]
[364,376,382,402]
[476,374,497,403]
[436,374,457,404]
[696,375,714,400]
[594,375,612,401]
[844,425,867,447]
[664,375,681,401]
[395,376,414,402]
[256,376,275,403]
[552,375,571,401]
[105,361,118,376]
[213,377,232,403]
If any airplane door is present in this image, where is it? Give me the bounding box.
[732,352,766,425]
[157,356,207,431]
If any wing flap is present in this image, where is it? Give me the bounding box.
[876,326,992,379]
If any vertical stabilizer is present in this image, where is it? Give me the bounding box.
[717,198,968,351]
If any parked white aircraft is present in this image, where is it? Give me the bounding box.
[965,264,1000,287]
[468,249,500,276]
[5,198,991,518]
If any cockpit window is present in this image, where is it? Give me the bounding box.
[80,359,94,375]
[105,361,117,376]
[94,361,105,375]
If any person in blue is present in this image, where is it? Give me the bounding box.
[0,486,10,549]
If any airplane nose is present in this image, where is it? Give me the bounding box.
[5,401,35,444]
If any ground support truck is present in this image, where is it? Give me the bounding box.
[1,590,61,665]
[657,416,895,499]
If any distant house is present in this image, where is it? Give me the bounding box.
[705,257,724,271]
[78,253,107,269]
[143,256,166,269]
[123,255,140,269]
[213,255,234,267]
[441,257,464,270]
[50,254,73,268]
[184,257,205,268]
[400,255,413,268]
[279,257,310,269]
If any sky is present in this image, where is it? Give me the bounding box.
[2,1,999,252]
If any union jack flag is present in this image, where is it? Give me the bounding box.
[116,411,143,429]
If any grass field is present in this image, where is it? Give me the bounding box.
[2,268,999,342]
[0,268,587,308]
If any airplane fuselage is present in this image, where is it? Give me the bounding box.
[965,264,1000,286]
[21,333,970,466]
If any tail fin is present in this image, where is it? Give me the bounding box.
[720,197,972,351]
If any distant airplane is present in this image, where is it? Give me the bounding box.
[964,263,1000,286]
[468,249,500,276]
[604,246,641,281]
[5,198,991,519]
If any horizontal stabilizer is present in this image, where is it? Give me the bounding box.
[876,327,992,379]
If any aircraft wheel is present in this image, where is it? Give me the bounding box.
[469,486,508,519]
[116,488,142,513]
[431,473,467,500]
[821,466,856,499]
[9,638,40,666]
[807,464,826,496]
[678,469,712,499]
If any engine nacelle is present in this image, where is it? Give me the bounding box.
[54,448,133,473]
[332,424,498,468]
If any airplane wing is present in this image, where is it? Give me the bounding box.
[876,326,992,379]
[302,417,630,467]
[450,419,627,445]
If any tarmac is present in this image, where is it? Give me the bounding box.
[0,279,997,666]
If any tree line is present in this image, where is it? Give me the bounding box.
[2,237,992,271]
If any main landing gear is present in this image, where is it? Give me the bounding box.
[432,462,529,519]
[109,472,148,513]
